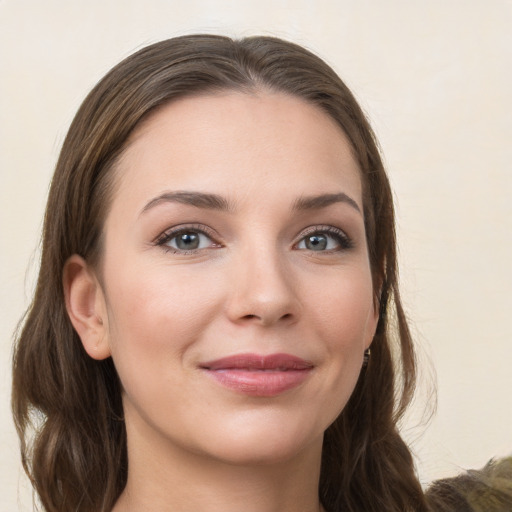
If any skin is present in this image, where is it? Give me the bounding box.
[64,91,378,512]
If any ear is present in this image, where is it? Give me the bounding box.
[364,298,380,350]
[63,254,111,360]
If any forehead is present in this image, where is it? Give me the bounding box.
[110,91,363,216]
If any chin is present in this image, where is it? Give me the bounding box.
[188,416,325,467]
[207,439,320,467]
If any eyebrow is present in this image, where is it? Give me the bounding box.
[140,191,232,215]
[140,190,361,216]
[293,193,362,214]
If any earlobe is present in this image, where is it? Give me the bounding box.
[63,254,111,360]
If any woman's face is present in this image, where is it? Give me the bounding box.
[97,91,377,464]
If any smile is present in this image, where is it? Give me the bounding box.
[199,353,314,397]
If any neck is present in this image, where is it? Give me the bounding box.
[113,412,325,512]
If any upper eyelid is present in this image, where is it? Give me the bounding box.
[154,224,219,245]
[297,225,349,239]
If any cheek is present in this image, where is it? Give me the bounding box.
[101,264,225,426]
[303,268,375,413]
[307,267,375,346]
[102,262,222,376]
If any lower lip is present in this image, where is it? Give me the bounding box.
[204,368,312,397]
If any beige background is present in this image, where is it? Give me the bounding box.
[1,0,511,509]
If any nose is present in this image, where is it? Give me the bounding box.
[224,246,301,327]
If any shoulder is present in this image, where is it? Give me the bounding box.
[426,457,512,512]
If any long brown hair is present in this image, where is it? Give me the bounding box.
[12,34,429,512]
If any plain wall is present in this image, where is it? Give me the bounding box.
[1,0,511,509]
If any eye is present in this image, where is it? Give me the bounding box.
[295,227,352,252]
[156,226,219,253]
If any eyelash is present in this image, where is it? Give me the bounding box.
[154,224,353,254]
[155,224,220,254]
[297,225,354,252]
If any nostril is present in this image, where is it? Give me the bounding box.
[240,313,293,323]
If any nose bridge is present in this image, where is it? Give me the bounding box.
[226,235,299,325]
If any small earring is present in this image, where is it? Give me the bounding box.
[362,348,371,369]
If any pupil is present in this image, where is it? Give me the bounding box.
[306,234,327,251]
[177,232,199,250]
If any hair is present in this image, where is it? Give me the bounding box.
[12,34,430,512]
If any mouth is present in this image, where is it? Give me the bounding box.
[199,353,314,397]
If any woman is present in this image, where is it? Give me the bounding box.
[12,34,428,512]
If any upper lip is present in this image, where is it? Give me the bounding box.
[200,353,314,371]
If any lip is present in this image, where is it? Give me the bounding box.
[199,353,314,397]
